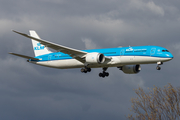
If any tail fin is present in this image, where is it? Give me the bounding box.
[30,30,52,57]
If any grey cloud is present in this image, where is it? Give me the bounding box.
[0,0,180,120]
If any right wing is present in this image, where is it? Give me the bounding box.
[12,30,87,63]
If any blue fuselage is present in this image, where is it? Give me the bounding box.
[35,46,173,62]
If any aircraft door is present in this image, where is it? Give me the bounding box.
[119,49,125,63]
[48,55,52,65]
[150,48,156,56]
[120,49,124,56]
[48,55,51,61]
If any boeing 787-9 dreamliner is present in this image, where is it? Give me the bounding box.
[9,30,173,78]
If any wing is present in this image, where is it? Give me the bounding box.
[12,30,87,63]
[9,52,39,61]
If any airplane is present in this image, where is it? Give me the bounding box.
[9,30,173,78]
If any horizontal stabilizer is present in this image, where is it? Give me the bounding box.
[9,53,39,60]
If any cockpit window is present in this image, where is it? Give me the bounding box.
[162,50,169,52]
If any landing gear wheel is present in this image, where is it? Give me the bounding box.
[87,68,91,72]
[99,73,105,78]
[84,70,87,73]
[99,73,103,77]
[156,66,161,70]
[102,73,105,78]
[99,71,109,78]
[81,67,90,73]
[81,68,85,73]
[105,72,109,77]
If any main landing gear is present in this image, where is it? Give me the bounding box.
[81,67,109,78]
[156,62,163,70]
[81,67,91,73]
[99,67,109,78]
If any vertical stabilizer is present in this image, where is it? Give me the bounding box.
[30,30,52,57]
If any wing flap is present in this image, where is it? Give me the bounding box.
[9,52,39,61]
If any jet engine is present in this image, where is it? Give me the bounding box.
[121,65,141,74]
[85,52,105,64]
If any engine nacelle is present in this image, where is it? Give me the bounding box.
[85,52,105,64]
[121,65,141,74]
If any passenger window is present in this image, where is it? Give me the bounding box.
[162,50,165,52]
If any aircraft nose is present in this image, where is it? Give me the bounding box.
[169,56,173,60]
[168,53,173,60]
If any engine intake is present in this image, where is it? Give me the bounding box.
[121,65,141,74]
[85,52,105,64]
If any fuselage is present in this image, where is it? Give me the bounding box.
[30,46,173,69]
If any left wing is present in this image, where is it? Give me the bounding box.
[12,30,87,63]
[9,52,39,61]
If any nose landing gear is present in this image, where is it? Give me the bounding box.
[99,67,109,78]
[156,62,163,70]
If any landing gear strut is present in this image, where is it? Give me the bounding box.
[99,67,109,78]
[156,62,163,70]
[81,67,91,73]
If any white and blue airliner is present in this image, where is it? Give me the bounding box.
[10,30,173,78]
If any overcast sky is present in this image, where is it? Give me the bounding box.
[1,0,180,119]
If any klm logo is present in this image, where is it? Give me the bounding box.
[34,43,45,50]
[126,47,133,51]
